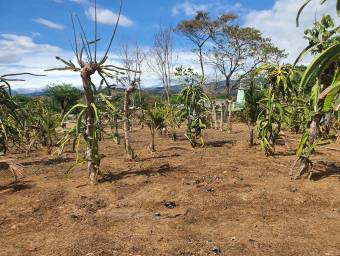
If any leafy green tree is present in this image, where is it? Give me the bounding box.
[46,84,82,127]
[210,13,287,98]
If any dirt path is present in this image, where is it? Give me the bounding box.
[0,123,339,256]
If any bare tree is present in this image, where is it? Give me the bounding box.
[133,43,145,102]
[149,26,174,104]
[120,43,135,85]
[120,42,145,131]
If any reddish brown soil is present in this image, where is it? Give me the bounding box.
[0,123,339,256]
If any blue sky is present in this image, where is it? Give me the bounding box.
[0,0,273,49]
[0,0,337,89]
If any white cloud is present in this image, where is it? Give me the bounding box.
[0,34,78,88]
[0,34,60,64]
[0,34,208,90]
[85,6,134,27]
[172,0,246,17]
[172,1,208,16]
[0,34,161,89]
[53,0,88,4]
[243,0,337,64]
[31,32,41,37]
[34,18,65,30]
[70,0,88,4]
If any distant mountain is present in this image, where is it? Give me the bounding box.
[143,80,240,97]
[11,79,242,97]
[12,88,46,96]
[143,84,184,94]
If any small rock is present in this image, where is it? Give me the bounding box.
[211,246,221,254]
[164,201,176,209]
[154,212,161,217]
[230,237,236,241]
[206,187,215,192]
[244,187,252,193]
[70,214,80,221]
[289,186,298,193]
[10,225,17,229]
[31,207,40,213]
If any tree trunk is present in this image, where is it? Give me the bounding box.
[227,100,232,133]
[198,46,205,80]
[224,79,231,120]
[165,87,170,105]
[308,118,319,149]
[148,127,156,153]
[61,109,67,129]
[129,118,133,132]
[172,132,177,141]
[294,117,319,179]
[124,82,136,160]
[220,104,224,132]
[113,113,120,144]
[249,126,254,147]
[81,64,98,185]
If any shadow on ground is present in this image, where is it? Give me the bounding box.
[205,140,236,148]
[21,156,75,166]
[99,163,178,183]
[311,162,340,181]
[0,181,35,193]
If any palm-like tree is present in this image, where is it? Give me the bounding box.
[176,67,210,147]
[143,106,166,153]
[244,82,264,146]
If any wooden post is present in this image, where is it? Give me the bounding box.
[213,104,218,130]
[220,104,224,132]
[227,100,232,133]
[124,81,137,160]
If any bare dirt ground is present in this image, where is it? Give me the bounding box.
[0,123,339,256]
